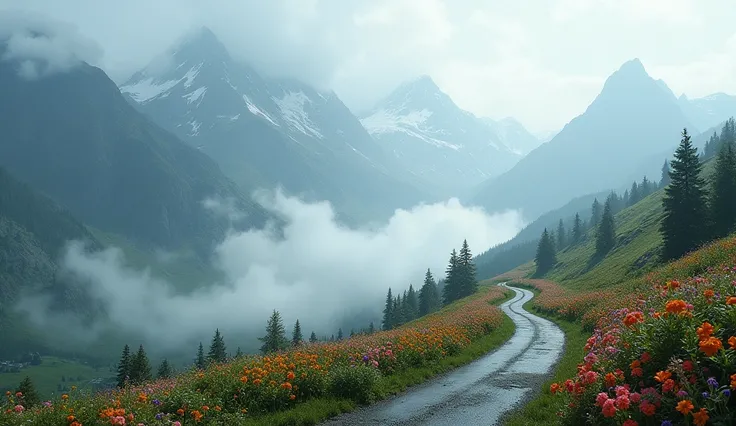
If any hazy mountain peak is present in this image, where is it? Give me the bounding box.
[172,26,230,62]
[618,57,646,74]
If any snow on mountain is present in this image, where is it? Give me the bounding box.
[360,76,525,195]
[678,92,736,132]
[482,117,542,156]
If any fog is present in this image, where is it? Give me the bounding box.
[17,190,522,353]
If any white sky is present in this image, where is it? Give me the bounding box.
[2,0,735,134]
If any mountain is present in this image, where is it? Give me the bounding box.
[120,27,429,223]
[470,58,695,221]
[0,40,270,256]
[482,117,542,155]
[359,76,523,197]
[678,92,736,132]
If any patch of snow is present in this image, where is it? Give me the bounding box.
[182,62,203,88]
[121,77,180,103]
[187,119,201,136]
[243,95,279,127]
[361,108,460,150]
[273,91,323,139]
[182,86,207,105]
[216,114,241,121]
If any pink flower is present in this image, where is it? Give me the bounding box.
[615,395,631,410]
[602,399,617,417]
[630,392,641,404]
[596,392,609,406]
[13,405,24,413]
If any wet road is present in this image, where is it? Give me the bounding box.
[321,283,565,426]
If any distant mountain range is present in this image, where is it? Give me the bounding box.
[359,76,538,196]
[120,27,431,223]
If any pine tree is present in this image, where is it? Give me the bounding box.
[406,284,419,320]
[337,328,343,340]
[556,219,566,249]
[16,376,40,407]
[629,182,640,206]
[235,347,243,358]
[259,310,289,354]
[207,329,227,363]
[457,240,477,298]
[661,128,709,261]
[309,331,318,343]
[572,213,582,244]
[641,176,652,198]
[591,198,602,227]
[595,198,616,257]
[534,228,557,276]
[442,249,460,304]
[196,342,206,369]
[708,139,736,239]
[116,344,132,388]
[382,288,393,330]
[130,345,152,385]
[368,321,375,333]
[157,359,172,379]
[660,160,671,188]
[418,268,440,316]
[292,319,303,347]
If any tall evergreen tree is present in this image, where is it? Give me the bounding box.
[534,228,557,276]
[708,139,736,238]
[382,288,393,330]
[661,128,709,261]
[442,249,460,304]
[556,219,566,249]
[591,198,602,227]
[259,310,289,354]
[337,328,343,340]
[292,319,303,347]
[629,182,640,206]
[130,345,152,385]
[16,376,40,407]
[572,213,583,244]
[368,321,375,333]
[418,268,441,316]
[235,347,243,358]
[660,160,671,188]
[309,331,318,343]
[157,359,172,379]
[457,239,477,298]
[595,198,616,257]
[195,342,206,370]
[116,344,132,388]
[207,329,227,363]
[641,176,652,197]
[406,284,419,320]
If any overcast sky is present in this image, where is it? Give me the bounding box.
[1,0,735,133]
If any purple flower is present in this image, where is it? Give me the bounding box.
[155,413,164,420]
[707,377,719,388]
[661,421,672,426]
[723,389,731,398]
[153,398,161,406]
[702,392,710,398]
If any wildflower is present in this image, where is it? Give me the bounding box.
[601,399,617,417]
[550,383,561,394]
[692,408,709,426]
[654,370,672,382]
[696,322,714,340]
[682,360,694,371]
[623,420,638,426]
[699,336,723,356]
[13,405,24,413]
[665,299,687,314]
[707,377,719,387]
[722,389,731,398]
[727,296,736,305]
[661,421,672,426]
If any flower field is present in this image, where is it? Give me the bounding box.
[533,234,736,425]
[1,286,507,426]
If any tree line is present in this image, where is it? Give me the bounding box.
[382,239,477,330]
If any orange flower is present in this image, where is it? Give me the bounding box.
[696,322,714,340]
[727,296,736,305]
[289,394,296,400]
[693,408,709,426]
[703,289,714,298]
[67,415,76,422]
[676,399,694,415]
[665,299,687,314]
[699,336,723,357]
[654,370,672,383]
[550,383,561,394]
[730,373,736,389]
[191,410,203,422]
[729,336,736,349]
[61,394,69,400]
[623,311,644,326]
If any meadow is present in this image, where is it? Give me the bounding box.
[1,285,513,426]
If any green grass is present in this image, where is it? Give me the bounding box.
[240,288,517,426]
[502,292,588,426]
[0,356,113,399]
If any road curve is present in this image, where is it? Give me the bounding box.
[321,283,565,426]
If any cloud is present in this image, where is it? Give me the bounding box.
[18,190,523,352]
[0,9,102,79]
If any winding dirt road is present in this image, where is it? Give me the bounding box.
[321,283,565,426]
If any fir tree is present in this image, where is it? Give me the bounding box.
[572,213,583,244]
[595,198,616,257]
[382,288,393,330]
[259,310,289,354]
[556,219,566,249]
[196,342,206,369]
[534,228,557,276]
[368,321,375,334]
[235,347,243,358]
[292,319,303,347]
[442,249,460,305]
[130,345,152,385]
[591,198,602,227]
[660,160,671,188]
[629,182,640,206]
[207,329,227,363]
[16,376,40,407]
[406,284,419,320]
[641,176,652,197]
[337,328,343,340]
[116,344,132,388]
[157,359,172,379]
[661,128,709,261]
[457,240,477,298]
[309,331,318,343]
[418,268,440,316]
[708,139,736,239]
